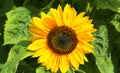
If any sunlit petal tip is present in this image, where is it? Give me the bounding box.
[84,16,90,20]
[65,3,69,7]
[64,4,71,11]
[57,4,62,9]
[72,7,77,14]
[79,12,86,17]
[50,8,56,13]
[41,12,45,18]
[93,37,96,40]
[41,63,46,66]
[32,17,40,21]
[83,55,89,62]
[93,28,97,32]
[91,51,94,54]
[41,12,51,20]
[46,66,50,70]
[88,19,93,23]
[28,24,32,27]
[32,55,38,58]
[31,55,35,58]
[37,59,41,64]
[27,45,34,51]
[75,66,79,70]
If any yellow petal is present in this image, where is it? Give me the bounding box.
[29,36,44,42]
[29,29,47,37]
[32,46,48,58]
[41,12,57,29]
[83,54,88,62]
[60,55,69,73]
[73,49,84,64]
[32,48,46,57]
[51,54,59,73]
[77,42,93,53]
[75,23,94,34]
[29,24,48,36]
[27,39,46,51]
[37,48,52,63]
[50,6,63,26]
[45,53,56,70]
[63,4,76,26]
[77,34,95,42]
[76,49,88,62]
[75,49,84,64]
[71,12,86,27]
[68,53,79,70]
[32,17,49,32]
[57,4,63,26]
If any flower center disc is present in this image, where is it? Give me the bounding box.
[47,26,78,54]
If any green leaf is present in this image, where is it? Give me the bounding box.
[91,9,114,20]
[36,66,51,73]
[75,70,85,73]
[4,7,31,45]
[89,0,120,13]
[78,54,100,73]
[40,0,56,13]
[110,14,120,32]
[1,40,33,73]
[36,66,46,73]
[16,61,35,73]
[107,20,120,73]
[36,66,76,73]
[66,69,75,73]
[92,25,114,73]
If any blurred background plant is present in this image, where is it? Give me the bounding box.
[0,0,120,73]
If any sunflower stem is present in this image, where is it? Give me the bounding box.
[41,0,55,13]
[23,0,29,6]
[89,6,97,19]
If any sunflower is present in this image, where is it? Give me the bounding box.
[27,4,96,73]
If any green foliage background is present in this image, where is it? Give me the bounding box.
[0,0,120,73]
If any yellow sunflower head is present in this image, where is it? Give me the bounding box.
[27,4,96,73]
